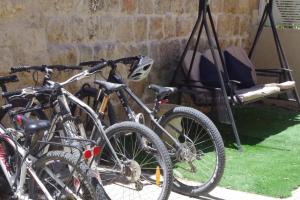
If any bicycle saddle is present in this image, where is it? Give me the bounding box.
[16,115,50,135]
[94,80,126,93]
[148,84,177,99]
[0,75,18,85]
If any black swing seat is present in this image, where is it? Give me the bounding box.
[183,47,296,104]
[148,84,177,99]
[94,80,126,93]
[224,46,295,103]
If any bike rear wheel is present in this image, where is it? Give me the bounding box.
[158,106,225,196]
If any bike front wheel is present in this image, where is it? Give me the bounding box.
[30,151,107,200]
[158,106,225,196]
[98,121,173,200]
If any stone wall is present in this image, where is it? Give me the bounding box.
[0,0,259,100]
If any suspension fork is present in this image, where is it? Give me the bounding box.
[63,89,123,168]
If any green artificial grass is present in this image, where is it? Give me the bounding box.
[217,106,300,198]
[178,105,300,197]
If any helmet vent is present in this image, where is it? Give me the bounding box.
[143,65,151,70]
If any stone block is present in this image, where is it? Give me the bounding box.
[46,17,70,44]
[211,0,223,13]
[48,44,78,65]
[87,16,99,41]
[138,0,154,14]
[149,17,164,40]
[12,28,49,65]
[240,16,251,36]
[97,15,115,41]
[164,15,176,39]
[105,0,120,12]
[171,0,184,14]
[78,44,94,62]
[0,0,24,18]
[94,43,107,60]
[121,0,137,14]
[217,14,236,37]
[0,48,14,71]
[114,17,134,42]
[184,0,198,13]
[134,16,148,42]
[70,16,86,43]
[223,0,238,14]
[176,16,194,37]
[154,0,171,14]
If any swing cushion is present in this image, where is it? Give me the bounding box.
[200,49,225,88]
[200,56,221,87]
[224,47,257,89]
[183,50,202,85]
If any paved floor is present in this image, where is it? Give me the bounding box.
[168,187,300,200]
[168,187,277,200]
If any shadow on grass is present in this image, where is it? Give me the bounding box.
[211,105,300,149]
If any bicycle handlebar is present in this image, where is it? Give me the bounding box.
[81,56,140,69]
[2,90,22,98]
[87,62,108,74]
[10,65,83,74]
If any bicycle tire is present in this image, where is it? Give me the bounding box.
[30,151,108,200]
[158,106,225,196]
[98,121,173,200]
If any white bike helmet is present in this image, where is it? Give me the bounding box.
[128,56,154,81]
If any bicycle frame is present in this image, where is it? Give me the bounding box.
[13,71,125,169]
[0,125,54,200]
[100,74,183,150]
[45,88,123,168]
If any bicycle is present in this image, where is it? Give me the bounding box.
[74,56,226,196]
[0,107,105,199]
[7,63,173,200]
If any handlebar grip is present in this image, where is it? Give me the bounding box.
[88,62,108,74]
[2,90,22,98]
[10,66,30,73]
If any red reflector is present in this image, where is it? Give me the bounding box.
[93,146,101,156]
[83,150,92,159]
[16,115,23,126]
[159,99,169,105]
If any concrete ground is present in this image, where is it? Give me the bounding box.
[168,187,300,200]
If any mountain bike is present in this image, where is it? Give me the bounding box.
[7,63,173,200]
[0,107,105,199]
[74,56,225,196]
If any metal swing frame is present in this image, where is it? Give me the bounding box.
[170,0,300,151]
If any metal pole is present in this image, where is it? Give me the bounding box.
[170,0,203,85]
[205,4,243,151]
